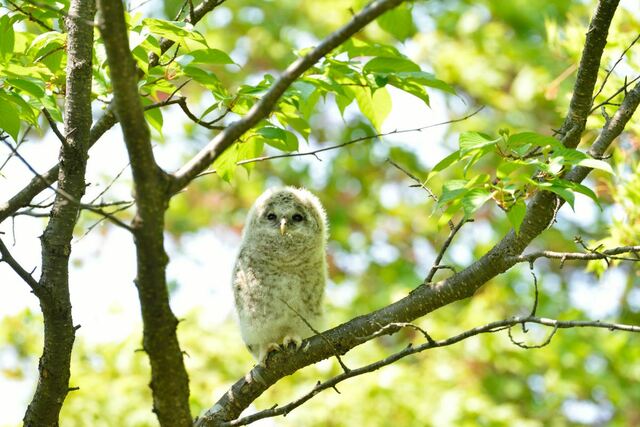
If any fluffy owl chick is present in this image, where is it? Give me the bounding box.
[232,187,327,366]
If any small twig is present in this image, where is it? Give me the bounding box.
[590,74,640,113]
[278,298,350,373]
[423,219,471,285]
[1,138,133,232]
[6,0,55,31]
[223,316,640,426]
[508,322,559,349]
[509,245,640,265]
[177,98,226,130]
[592,33,640,100]
[195,107,484,179]
[0,237,40,293]
[42,108,67,146]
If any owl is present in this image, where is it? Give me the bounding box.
[232,187,328,366]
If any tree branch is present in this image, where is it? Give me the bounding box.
[170,0,410,194]
[509,245,640,265]
[23,0,95,425]
[195,106,484,178]
[557,0,619,149]
[223,316,640,426]
[96,1,191,425]
[0,0,223,225]
[0,237,41,294]
[196,3,636,424]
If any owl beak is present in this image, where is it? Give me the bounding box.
[279,218,287,235]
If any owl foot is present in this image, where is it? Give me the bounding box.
[282,335,303,351]
[256,342,282,367]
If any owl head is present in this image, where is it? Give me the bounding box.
[243,187,327,255]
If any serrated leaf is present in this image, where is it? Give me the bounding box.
[176,48,235,66]
[352,86,391,131]
[577,158,614,174]
[508,132,562,150]
[506,199,527,234]
[238,138,264,174]
[213,143,237,182]
[427,150,460,182]
[143,19,208,46]
[459,132,499,155]
[363,57,420,74]
[340,39,402,59]
[256,126,298,152]
[0,94,21,141]
[438,180,468,206]
[6,78,45,99]
[396,71,456,94]
[388,77,430,106]
[0,15,15,63]
[377,4,416,41]
[462,188,491,217]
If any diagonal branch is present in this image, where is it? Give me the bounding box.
[557,0,619,149]
[170,0,410,194]
[196,2,635,424]
[96,1,192,425]
[225,316,640,426]
[0,237,41,294]
[509,245,640,265]
[23,0,95,425]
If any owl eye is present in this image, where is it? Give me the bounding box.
[267,213,277,221]
[292,213,304,222]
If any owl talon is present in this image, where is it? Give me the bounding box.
[283,335,303,351]
[256,342,282,367]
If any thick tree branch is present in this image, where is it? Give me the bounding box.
[196,3,635,424]
[22,1,95,425]
[170,0,409,194]
[558,0,619,149]
[96,1,191,425]
[226,316,640,426]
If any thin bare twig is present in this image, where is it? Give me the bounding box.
[196,107,485,178]
[592,33,640,100]
[6,0,55,31]
[1,138,133,232]
[224,316,640,426]
[0,237,40,293]
[278,298,351,373]
[42,108,67,146]
[423,219,471,284]
[509,245,640,265]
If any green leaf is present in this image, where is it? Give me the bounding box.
[144,107,163,135]
[459,132,499,155]
[396,71,456,94]
[0,94,21,141]
[238,138,264,174]
[7,78,45,99]
[176,48,235,66]
[508,132,562,150]
[427,150,460,183]
[352,86,392,131]
[377,4,417,41]
[438,180,468,205]
[461,188,492,218]
[388,77,430,106]
[256,126,299,152]
[506,199,527,234]
[212,143,238,182]
[0,15,15,63]
[340,39,402,59]
[363,57,420,74]
[142,19,208,46]
[577,158,614,174]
